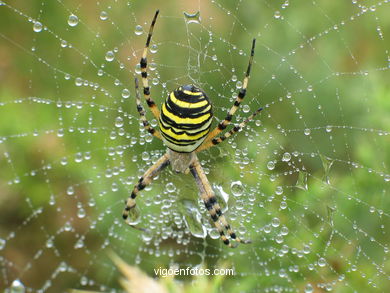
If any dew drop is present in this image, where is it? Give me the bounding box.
[122,88,130,99]
[304,284,313,293]
[304,128,311,136]
[317,257,326,267]
[135,25,143,35]
[100,11,108,21]
[183,11,201,24]
[274,11,281,19]
[66,186,74,195]
[231,181,244,196]
[77,208,86,218]
[150,44,158,53]
[166,182,176,193]
[267,161,275,170]
[68,14,79,27]
[33,21,43,32]
[282,152,291,162]
[10,279,25,293]
[115,116,124,128]
[0,238,6,250]
[105,50,115,62]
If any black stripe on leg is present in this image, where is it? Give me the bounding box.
[141,72,147,78]
[218,123,227,130]
[146,99,155,107]
[211,214,218,222]
[130,192,136,199]
[238,89,246,99]
[140,58,147,68]
[143,87,150,96]
[137,182,146,191]
[204,197,217,210]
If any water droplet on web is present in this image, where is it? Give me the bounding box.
[325,125,332,132]
[275,186,283,195]
[9,279,25,293]
[75,77,83,87]
[127,205,141,225]
[181,200,207,238]
[183,11,201,24]
[135,64,141,74]
[296,171,308,190]
[77,208,86,218]
[60,39,67,48]
[282,152,291,162]
[214,184,229,212]
[320,154,334,184]
[267,161,275,170]
[65,185,75,196]
[166,182,176,193]
[150,44,158,54]
[0,238,6,250]
[134,25,143,35]
[100,11,108,21]
[33,21,42,32]
[212,55,217,61]
[304,284,313,293]
[122,88,130,99]
[141,229,153,242]
[231,181,244,196]
[115,116,124,128]
[105,51,114,62]
[271,217,280,227]
[243,104,250,113]
[68,14,79,27]
[317,257,326,267]
[304,128,311,136]
[274,11,281,19]
[236,81,243,89]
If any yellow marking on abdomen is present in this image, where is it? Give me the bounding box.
[162,103,211,125]
[170,92,208,108]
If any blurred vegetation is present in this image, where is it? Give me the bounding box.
[1,0,389,292]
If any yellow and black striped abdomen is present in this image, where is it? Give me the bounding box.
[159,85,213,153]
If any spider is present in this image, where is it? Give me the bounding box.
[123,10,262,248]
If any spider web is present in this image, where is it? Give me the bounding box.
[1,0,389,292]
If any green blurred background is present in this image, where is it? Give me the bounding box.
[1,0,389,292]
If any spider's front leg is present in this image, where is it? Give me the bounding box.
[123,153,170,223]
[189,156,251,248]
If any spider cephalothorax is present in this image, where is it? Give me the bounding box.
[123,10,262,248]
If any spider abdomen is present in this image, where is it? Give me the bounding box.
[159,85,213,153]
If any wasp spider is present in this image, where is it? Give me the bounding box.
[123,10,262,248]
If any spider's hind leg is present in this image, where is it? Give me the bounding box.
[123,153,170,224]
[189,156,250,247]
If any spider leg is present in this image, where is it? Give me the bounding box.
[123,153,170,223]
[189,155,250,247]
[202,38,256,145]
[196,107,262,152]
[140,10,161,120]
[134,77,162,140]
